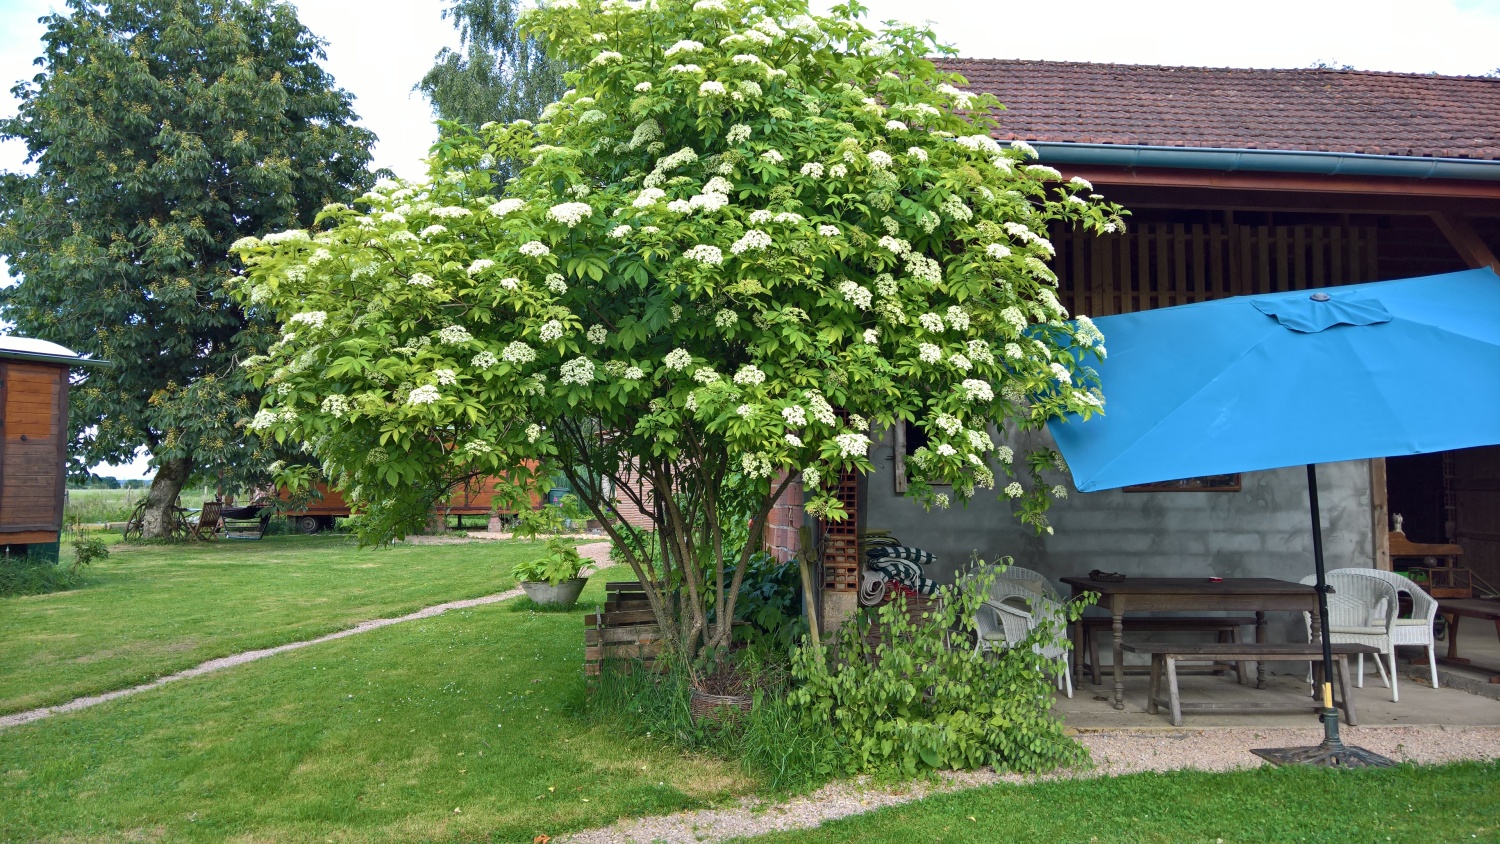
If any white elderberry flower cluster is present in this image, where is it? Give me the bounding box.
[539,320,564,342]
[760,149,785,164]
[808,393,837,426]
[664,39,704,56]
[464,440,492,455]
[633,188,666,208]
[634,81,652,93]
[918,312,945,333]
[320,395,350,418]
[434,369,458,385]
[664,348,693,370]
[936,443,957,457]
[918,343,941,363]
[1004,481,1025,498]
[545,273,568,294]
[420,225,447,238]
[799,162,824,178]
[547,202,593,228]
[526,424,542,443]
[408,385,441,405]
[736,404,755,418]
[950,353,972,370]
[863,328,879,344]
[498,277,520,291]
[698,81,727,97]
[940,195,972,222]
[623,365,644,380]
[867,150,893,170]
[1001,307,1028,334]
[489,198,525,217]
[733,364,766,386]
[828,163,848,178]
[290,311,326,329]
[692,367,720,384]
[559,357,595,385]
[996,445,1015,464]
[782,405,807,427]
[877,235,910,256]
[886,120,908,132]
[907,146,928,162]
[838,280,872,310]
[519,241,550,258]
[986,243,1012,260]
[715,308,737,329]
[834,432,871,459]
[1025,164,1063,180]
[408,273,436,287]
[1050,362,1073,384]
[263,229,310,245]
[586,325,607,344]
[731,229,772,254]
[468,259,495,276]
[1010,139,1038,158]
[967,429,993,451]
[967,339,994,364]
[472,351,499,369]
[741,452,773,478]
[230,235,261,251]
[609,224,632,239]
[248,409,279,431]
[905,253,943,285]
[946,306,971,331]
[961,379,994,403]
[1075,314,1106,347]
[817,224,840,237]
[874,274,897,297]
[688,191,729,213]
[726,123,751,144]
[684,244,724,265]
[431,206,471,219]
[438,325,472,345]
[590,50,623,65]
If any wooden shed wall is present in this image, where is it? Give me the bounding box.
[0,361,68,539]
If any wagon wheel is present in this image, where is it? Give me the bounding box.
[296,515,323,535]
[121,500,147,541]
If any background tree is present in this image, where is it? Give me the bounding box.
[236,0,1123,670]
[419,0,568,170]
[0,0,376,537]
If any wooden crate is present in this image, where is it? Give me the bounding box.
[583,581,664,677]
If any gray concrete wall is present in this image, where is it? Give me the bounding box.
[864,424,1376,648]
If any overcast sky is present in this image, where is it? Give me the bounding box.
[1,0,1497,477]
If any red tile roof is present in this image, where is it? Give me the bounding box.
[936,59,1500,161]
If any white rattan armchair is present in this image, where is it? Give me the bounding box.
[1332,567,1440,689]
[972,578,1074,698]
[1301,573,1401,702]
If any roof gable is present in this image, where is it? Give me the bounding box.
[937,59,1500,161]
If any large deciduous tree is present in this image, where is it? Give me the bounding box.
[418,0,568,141]
[235,0,1123,668]
[0,0,376,536]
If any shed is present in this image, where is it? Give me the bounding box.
[0,337,99,561]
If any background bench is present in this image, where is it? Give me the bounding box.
[1081,615,1258,685]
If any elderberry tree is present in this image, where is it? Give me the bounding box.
[232,0,1123,666]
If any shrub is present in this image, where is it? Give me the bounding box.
[512,537,588,585]
[790,569,1091,775]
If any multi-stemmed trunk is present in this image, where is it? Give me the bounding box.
[141,456,192,539]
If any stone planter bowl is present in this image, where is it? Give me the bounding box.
[521,578,588,606]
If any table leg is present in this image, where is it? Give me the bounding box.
[1445,613,1461,661]
[1337,655,1358,726]
[1071,600,1086,687]
[1112,598,1126,710]
[1166,656,1182,726]
[1256,610,1267,689]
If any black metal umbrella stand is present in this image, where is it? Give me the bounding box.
[1252,465,1395,768]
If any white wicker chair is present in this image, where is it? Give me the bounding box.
[1300,573,1401,702]
[1332,567,1440,690]
[971,562,1063,601]
[971,578,1074,698]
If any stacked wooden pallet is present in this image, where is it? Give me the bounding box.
[583,581,663,676]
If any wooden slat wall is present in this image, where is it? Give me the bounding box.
[1053,223,1380,317]
[1,362,67,534]
[821,469,861,592]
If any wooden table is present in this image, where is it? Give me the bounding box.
[1061,576,1322,710]
[1437,598,1500,683]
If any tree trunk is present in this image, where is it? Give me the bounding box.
[141,457,192,539]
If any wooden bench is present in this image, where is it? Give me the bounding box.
[1123,642,1379,727]
[1080,615,1258,685]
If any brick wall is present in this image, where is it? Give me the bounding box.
[764,472,805,562]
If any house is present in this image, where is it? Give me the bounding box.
[780,60,1500,632]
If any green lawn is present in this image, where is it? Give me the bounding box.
[730,761,1500,844]
[0,536,549,714]
[0,569,751,844]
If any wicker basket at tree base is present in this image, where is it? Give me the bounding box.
[689,687,754,724]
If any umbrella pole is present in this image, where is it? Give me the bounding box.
[1252,464,1394,768]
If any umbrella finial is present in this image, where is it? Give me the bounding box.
[1310,292,1331,302]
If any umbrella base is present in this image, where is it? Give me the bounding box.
[1251,738,1395,768]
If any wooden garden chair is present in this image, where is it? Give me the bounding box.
[192,500,223,541]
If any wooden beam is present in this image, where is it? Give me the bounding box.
[1059,165,1500,201]
[1370,458,1391,572]
[1430,213,1500,273]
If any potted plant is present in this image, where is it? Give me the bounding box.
[513,537,589,606]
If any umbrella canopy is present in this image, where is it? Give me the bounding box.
[1048,268,1500,492]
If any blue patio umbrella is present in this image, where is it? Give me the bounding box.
[1045,267,1500,766]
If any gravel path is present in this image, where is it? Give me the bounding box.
[0,540,613,733]
[559,725,1500,844]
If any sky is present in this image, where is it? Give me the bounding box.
[0,0,1497,477]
